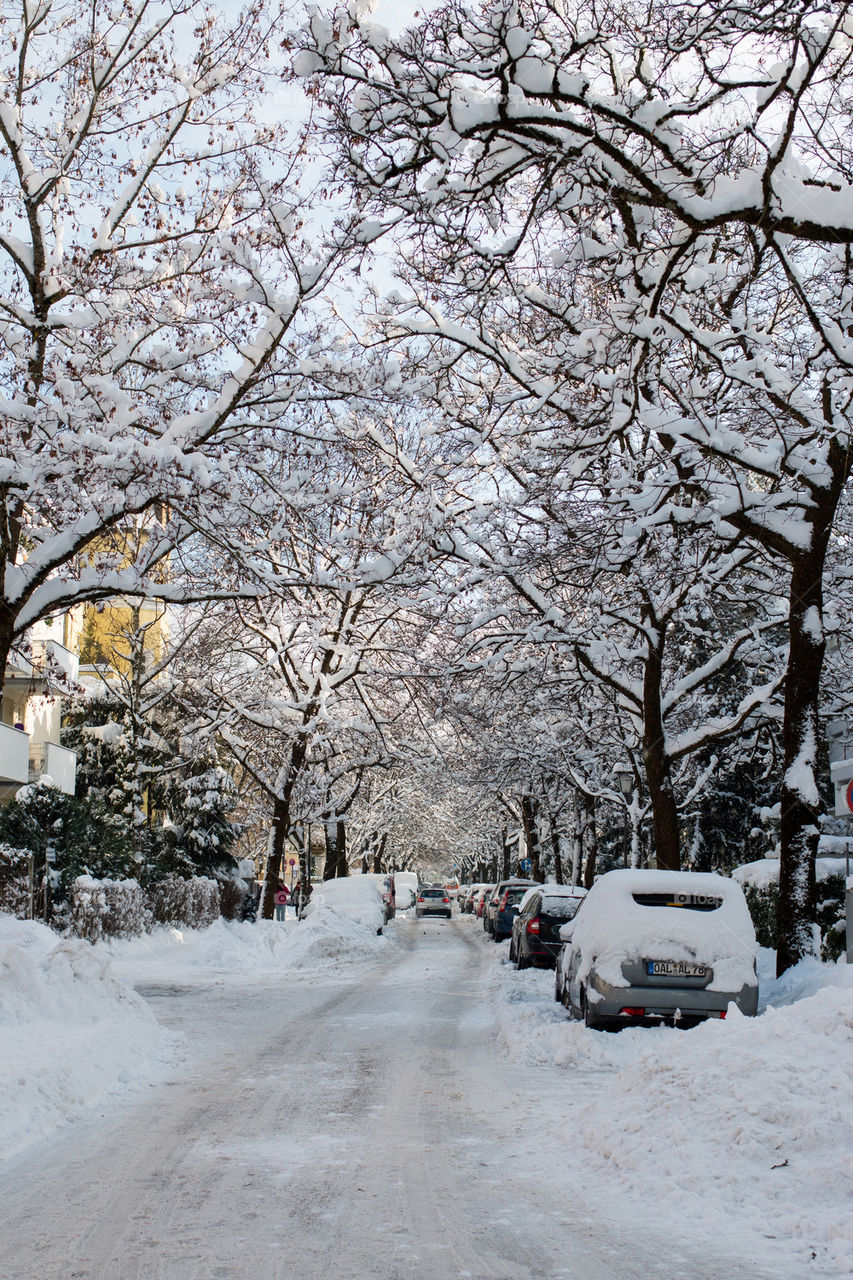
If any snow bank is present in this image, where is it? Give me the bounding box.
[2,899,397,1161]
[0,913,175,1162]
[492,946,853,1278]
[735,855,847,887]
[106,910,393,984]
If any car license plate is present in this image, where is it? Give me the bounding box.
[646,960,708,978]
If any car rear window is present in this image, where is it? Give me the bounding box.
[541,895,583,919]
[632,892,723,912]
[421,889,445,898]
[504,889,527,905]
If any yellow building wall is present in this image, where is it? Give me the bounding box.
[79,600,168,672]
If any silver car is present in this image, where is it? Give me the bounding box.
[415,887,452,919]
[556,869,759,1029]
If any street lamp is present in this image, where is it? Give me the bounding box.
[612,764,634,867]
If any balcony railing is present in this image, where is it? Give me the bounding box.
[0,721,31,785]
[28,740,77,796]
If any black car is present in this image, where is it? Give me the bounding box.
[485,878,537,940]
[510,885,587,969]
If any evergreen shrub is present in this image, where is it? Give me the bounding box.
[0,842,31,918]
[739,865,846,961]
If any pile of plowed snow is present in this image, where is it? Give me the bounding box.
[1,879,393,1161]
[0,914,175,1160]
[489,938,853,1278]
[105,877,391,982]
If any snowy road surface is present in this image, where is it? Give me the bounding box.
[1,918,794,1280]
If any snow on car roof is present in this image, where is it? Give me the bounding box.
[306,875,386,931]
[570,869,756,993]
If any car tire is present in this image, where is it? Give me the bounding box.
[516,950,528,971]
[582,990,599,1030]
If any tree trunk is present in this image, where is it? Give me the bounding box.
[296,824,312,913]
[500,827,510,878]
[323,820,339,880]
[521,794,544,882]
[372,832,387,873]
[0,598,17,700]
[260,738,309,920]
[260,793,289,921]
[582,793,597,889]
[643,629,681,870]
[323,819,348,880]
[570,797,581,886]
[776,539,830,973]
[549,813,564,884]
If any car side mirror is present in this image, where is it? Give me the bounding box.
[559,921,576,942]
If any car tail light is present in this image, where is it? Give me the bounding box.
[499,892,509,909]
[718,1010,727,1020]
[417,896,424,902]
[619,1007,646,1016]
[525,918,540,934]
[442,897,450,903]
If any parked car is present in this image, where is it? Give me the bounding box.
[460,883,483,913]
[444,878,461,899]
[555,869,759,1030]
[485,879,537,940]
[415,887,452,919]
[474,885,494,919]
[510,884,587,969]
[393,871,419,912]
[363,873,396,924]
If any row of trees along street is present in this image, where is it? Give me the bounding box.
[2,0,853,970]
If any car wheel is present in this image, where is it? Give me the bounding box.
[516,950,528,971]
[582,990,599,1030]
[554,970,563,1002]
[508,939,516,963]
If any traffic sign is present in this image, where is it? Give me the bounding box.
[519,857,531,872]
[288,858,297,866]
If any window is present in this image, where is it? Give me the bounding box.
[632,893,722,912]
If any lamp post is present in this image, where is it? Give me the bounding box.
[613,764,634,868]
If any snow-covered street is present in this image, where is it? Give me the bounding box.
[3,912,840,1280]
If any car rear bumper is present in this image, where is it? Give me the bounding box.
[520,939,561,966]
[416,908,452,918]
[587,974,758,1024]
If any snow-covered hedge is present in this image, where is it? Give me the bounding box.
[733,858,847,961]
[0,843,30,918]
[147,876,221,929]
[68,876,152,943]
